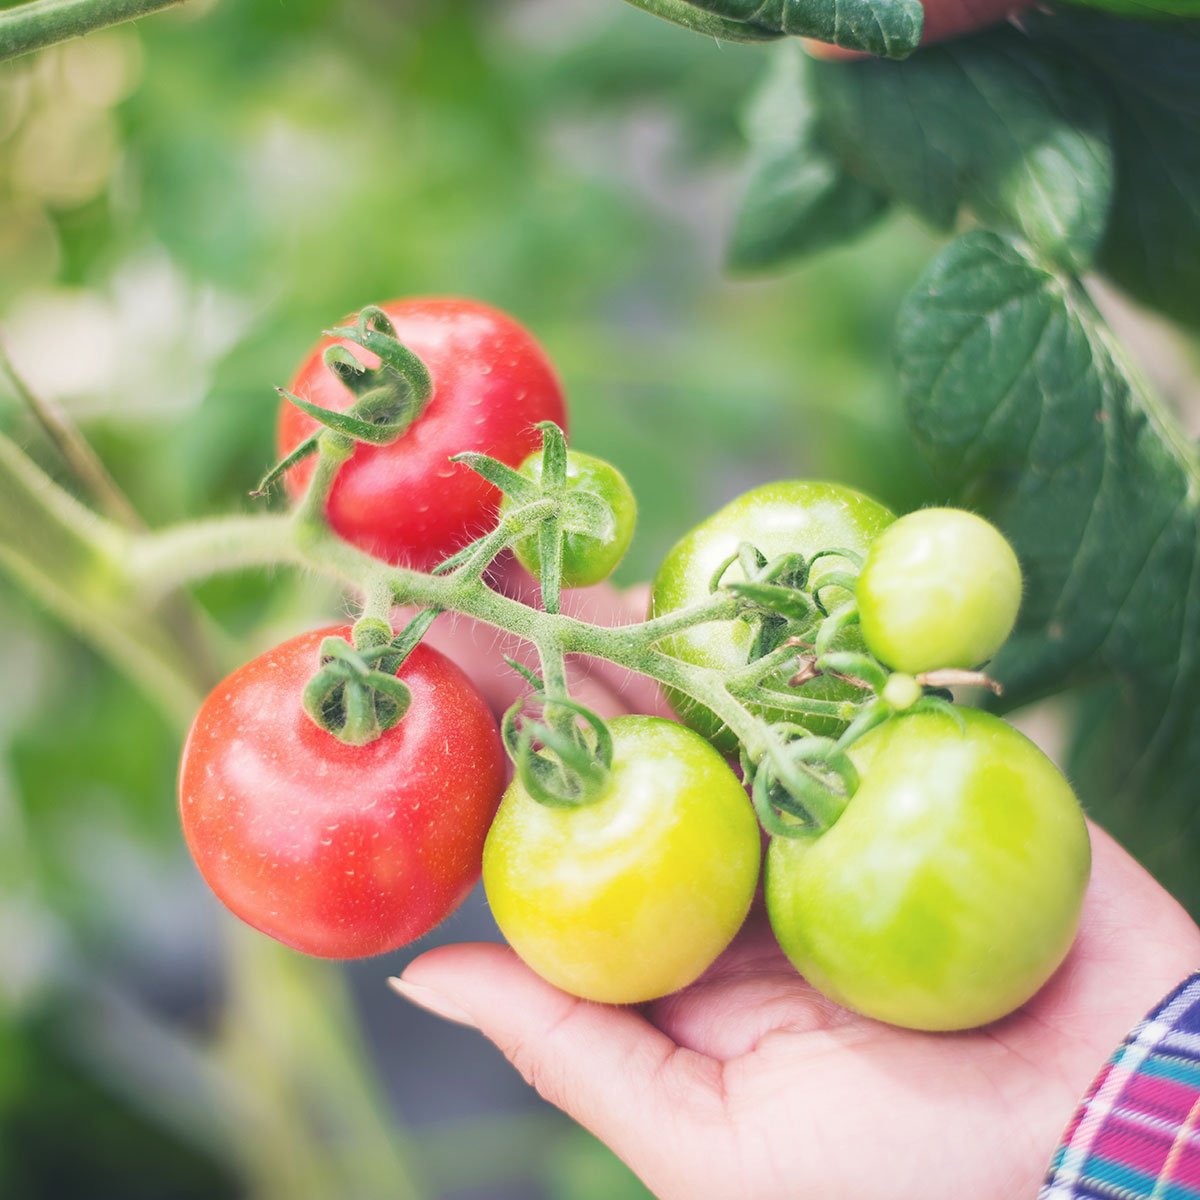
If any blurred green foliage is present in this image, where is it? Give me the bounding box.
[0,0,945,1194]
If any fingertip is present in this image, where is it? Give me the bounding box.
[400,940,520,991]
[801,37,868,62]
[387,975,477,1028]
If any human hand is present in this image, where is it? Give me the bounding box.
[394,577,1200,1200]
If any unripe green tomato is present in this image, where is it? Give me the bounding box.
[766,708,1091,1031]
[482,716,760,1004]
[855,507,1021,675]
[504,450,637,588]
[650,481,895,752]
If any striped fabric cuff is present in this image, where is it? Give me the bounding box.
[1041,972,1200,1200]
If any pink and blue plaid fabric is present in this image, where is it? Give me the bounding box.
[1042,972,1200,1199]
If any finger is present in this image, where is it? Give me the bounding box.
[645,911,858,1060]
[919,0,1033,44]
[393,943,724,1173]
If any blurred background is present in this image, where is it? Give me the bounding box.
[0,0,1154,1196]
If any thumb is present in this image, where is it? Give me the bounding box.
[391,943,724,1182]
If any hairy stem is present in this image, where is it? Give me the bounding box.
[0,0,186,63]
[129,514,302,595]
[0,426,862,777]
[285,541,812,760]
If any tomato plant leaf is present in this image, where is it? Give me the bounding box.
[731,46,889,271]
[686,0,923,60]
[730,151,889,271]
[896,231,1200,911]
[1025,11,1200,329]
[807,28,1113,271]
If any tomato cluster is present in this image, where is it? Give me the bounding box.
[178,300,1090,1033]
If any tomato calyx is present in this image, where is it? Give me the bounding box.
[744,727,859,838]
[253,307,435,498]
[716,538,1013,839]
[440,423,619,612]
[302,608,439,745]
[501,691,614,809]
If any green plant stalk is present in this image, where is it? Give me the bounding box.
[129,513,302,598]
[0,0,185,63]
[0,432,205,722]
[0,341,143,529]
[1,425,863,800]
[292,519,841,764]
[116,493,859,766]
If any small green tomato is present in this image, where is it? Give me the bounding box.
[483,716,760,1004]
[856,508,1021,675]
[881,673,922,711]
[504,449,637,588]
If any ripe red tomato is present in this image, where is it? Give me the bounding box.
[278,298,568,569]
[178,627,506,959]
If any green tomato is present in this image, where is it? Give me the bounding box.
[650,481,895,751]
[856,507,1021,675]
[766,708,1090,1031]
[504,450,637,589]
[483,716,760,1003]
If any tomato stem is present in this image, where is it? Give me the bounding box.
[0,422,880,818]
[0,0,186,63]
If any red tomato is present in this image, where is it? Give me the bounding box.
[278,298,568,569]
[178,628,506,959]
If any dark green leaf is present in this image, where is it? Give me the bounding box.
[730,148,889,271]
[732,44,889,270]
[897,231,1200,911]
[808,28,1113,269]
[690,0,923,59]
[1026,10,1200,327]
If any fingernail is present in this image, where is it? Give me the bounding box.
[387,977,476,1028]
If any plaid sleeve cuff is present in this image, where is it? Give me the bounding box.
[1041,972,1200,1200]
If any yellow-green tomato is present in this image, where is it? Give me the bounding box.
[504,450,637,589]
[856,507,1021,674]
[650,481,895,751]
[483,716,760,1004]
[766,708,1091,1031]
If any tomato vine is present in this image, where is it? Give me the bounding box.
[0,0,186,63]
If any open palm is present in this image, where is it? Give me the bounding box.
[398,825,1200,1199]
[395,580,1200,1198]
